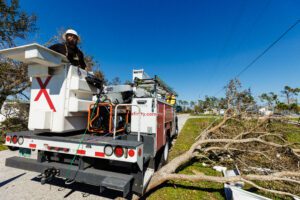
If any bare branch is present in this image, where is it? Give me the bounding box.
[147,171,300,198]
[241,179,299,198]
[203,147,272,161]
[258,133,287,143]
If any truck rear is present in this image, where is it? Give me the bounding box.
[0,44,178,197]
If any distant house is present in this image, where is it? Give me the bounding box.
[204,108,219,115]
[219,109,225,115]
[259,107,273,116]
[203,110,212,115]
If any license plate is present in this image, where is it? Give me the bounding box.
[19,148,32,158]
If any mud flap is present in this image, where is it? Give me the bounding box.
[136,144,144,171]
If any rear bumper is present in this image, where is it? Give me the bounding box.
[6,156,134,196]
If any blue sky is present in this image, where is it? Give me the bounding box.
[17,0,300,101]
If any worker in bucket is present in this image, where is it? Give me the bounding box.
[166,93,176,105]
[49,29,87,70]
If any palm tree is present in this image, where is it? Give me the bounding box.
[281,86,300,104]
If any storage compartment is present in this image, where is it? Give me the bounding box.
[0,43,97,133]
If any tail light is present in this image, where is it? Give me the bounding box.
[138,148,142,157]
[12,135,18,144]
[104,145,113,156]
[114,146,124,157]
[128,149,135,157]
[6,136,11,143]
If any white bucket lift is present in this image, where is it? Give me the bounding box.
[0,43,97,132]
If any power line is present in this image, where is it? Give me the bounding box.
[224,0,272,70]
[235,19,300,78]
[213,19,300,96]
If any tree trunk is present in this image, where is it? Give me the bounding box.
[0,95,7,112]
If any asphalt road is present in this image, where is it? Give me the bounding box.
[0,114,190,200]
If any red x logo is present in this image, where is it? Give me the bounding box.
[34,77,56,112]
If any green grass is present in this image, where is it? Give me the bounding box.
[0,134,7,151]
[288,117,299,122]
[190,113,218,117]
[0,144,8,151]
[148,118,225,200]
[169,118,217,160]
[270,122,300,144]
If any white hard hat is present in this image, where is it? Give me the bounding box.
[62,29,80,41]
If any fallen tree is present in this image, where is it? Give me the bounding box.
[142,79,300,199]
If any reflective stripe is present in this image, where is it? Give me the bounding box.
[77,149,86,155]
[95,152,105,157]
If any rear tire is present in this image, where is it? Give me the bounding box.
[174,127,179,138]
[156,136,170,170]
[163,137,170,162]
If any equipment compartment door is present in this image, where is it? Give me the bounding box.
[156,102,165,151]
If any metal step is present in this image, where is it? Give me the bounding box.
[101,176,131,197]
[6,156,133,197]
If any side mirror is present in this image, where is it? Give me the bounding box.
[176,106,182,113]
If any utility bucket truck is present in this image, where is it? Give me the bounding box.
[0,43,178,197]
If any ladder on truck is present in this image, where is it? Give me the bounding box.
[132,69,178,100]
